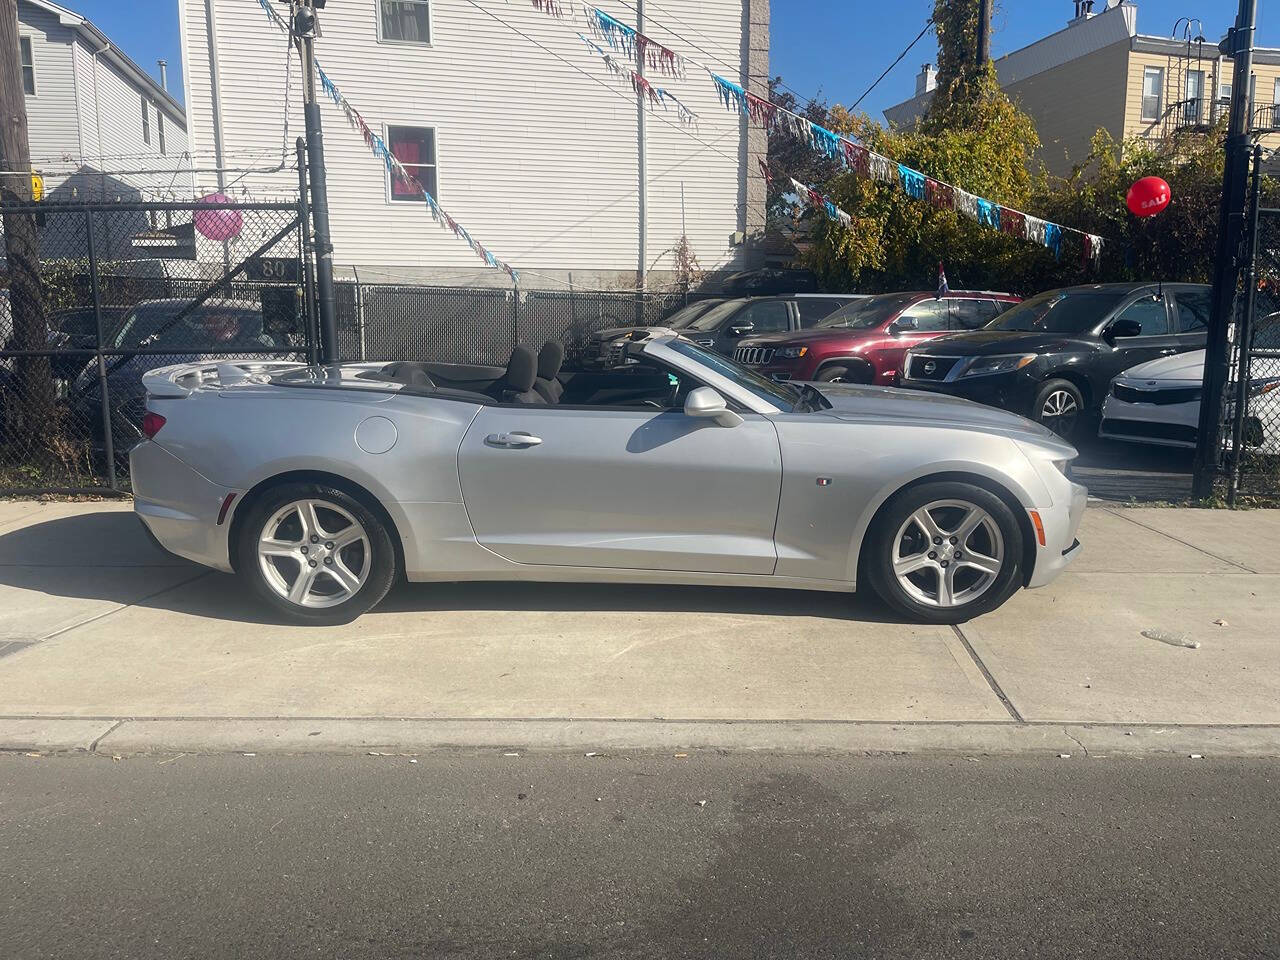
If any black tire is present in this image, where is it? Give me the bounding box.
[816,363,871,385]
[862,481,1024,624]
[1031,378,1085,440]
[235,481,398,625]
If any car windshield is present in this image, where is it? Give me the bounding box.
[986,289,1129,334]
[112,302,270,349]
[664,299,725,329]
[684,299,750,332]
[665,337,808,411]
[816,293,917,329]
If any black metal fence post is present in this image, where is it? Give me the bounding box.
[84,208,116,491]
[1227,145,1264,507]
[512,280,521,350]
[296,137,319,364]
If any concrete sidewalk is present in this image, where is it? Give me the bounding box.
[1,499,1277,756]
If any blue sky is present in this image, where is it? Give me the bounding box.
[60,0,1280,118]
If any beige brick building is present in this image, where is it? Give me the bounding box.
[883,0,1280,177]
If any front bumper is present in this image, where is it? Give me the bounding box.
[899,371,1038,414]
[1026,480,1088,589]
[130,440,240,572]
[1099,393,1199,449]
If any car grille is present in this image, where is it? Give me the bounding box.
[734,346,775,365]
[1113,383,1202,405]
[906,355,961,381]
[1101,418,1198,444]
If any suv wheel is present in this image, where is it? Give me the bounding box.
[816,362,872,385]
[863,481,1024,624]
[1032,379,1084,439]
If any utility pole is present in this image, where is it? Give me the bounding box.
[634,0,647,327]
[977,0,991,65]
[293,0,339,363]
[1192,0,1257,499]
[0,0,51,428]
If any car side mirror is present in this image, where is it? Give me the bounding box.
[891,316,919,335]
[1104,317,1144,343]
[726,322,754,337]
[684,386,744,427]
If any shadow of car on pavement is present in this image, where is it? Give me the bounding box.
[0,509,903,626]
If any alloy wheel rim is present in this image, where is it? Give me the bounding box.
[1040,389,1079,436]
[891,499,1005,608]
[257,499,371,608]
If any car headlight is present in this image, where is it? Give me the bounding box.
[776,346,808,359]
[956,354,1037,379]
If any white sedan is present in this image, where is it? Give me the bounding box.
[1099,348,1280,454]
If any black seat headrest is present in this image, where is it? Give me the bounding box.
[538,341,565,380]
[504,345,537,392]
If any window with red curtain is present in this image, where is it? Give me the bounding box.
[387,126,438,202]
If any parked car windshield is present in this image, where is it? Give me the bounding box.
[112,302,272,350]
[986,289,1130,334]
[664,299,727,329]
[815,293,917,329]
[666,338,802,411]
[684,299,751,332]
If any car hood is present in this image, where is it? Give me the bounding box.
[912,330,1079,356]
[812,381,1060,441]
[1116,348,1206,383]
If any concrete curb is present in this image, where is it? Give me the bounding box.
[5,717,1280,757]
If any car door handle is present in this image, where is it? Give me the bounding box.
[486,431,543,448]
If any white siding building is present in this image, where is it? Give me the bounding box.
[179,0,768,287]
[17,0,190,202]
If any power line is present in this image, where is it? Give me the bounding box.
[849,18,935,113]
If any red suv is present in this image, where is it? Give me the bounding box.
[732,290,1021,385]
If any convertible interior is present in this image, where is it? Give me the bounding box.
[365,340,698,410]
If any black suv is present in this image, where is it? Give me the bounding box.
[899,283,1211,438]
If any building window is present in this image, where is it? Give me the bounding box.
[387,125,437,201]
[1184,70,1204,123]
[380,0,431,44]
[141,96,151,144]
[20,36,34,95]
[158,112,166,155]
[1141,66,1163,122]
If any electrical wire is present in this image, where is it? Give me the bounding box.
[849,18,935,112]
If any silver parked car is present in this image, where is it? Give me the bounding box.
[131,331,1086,625]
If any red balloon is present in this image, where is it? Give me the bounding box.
[1126,176,1171,218]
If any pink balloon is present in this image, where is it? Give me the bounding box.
[194,192,244,241]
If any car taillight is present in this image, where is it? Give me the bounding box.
[141,412,166,439]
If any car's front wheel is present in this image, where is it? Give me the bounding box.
[236,482,398,625]
[1032,378,1084,439]
[863,481,1024,624]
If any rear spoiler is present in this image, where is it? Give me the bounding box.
[142,360,305,398]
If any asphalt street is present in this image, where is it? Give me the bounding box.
[3,752,1278,960]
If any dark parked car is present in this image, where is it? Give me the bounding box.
[899,283,1212,438]
[2,306,129,381]
[733,290,1019,386]
[587,294,862,367]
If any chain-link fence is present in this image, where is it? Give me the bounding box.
[1218,207,1280,504]
[0,199,311,494]
[336,281,707,367]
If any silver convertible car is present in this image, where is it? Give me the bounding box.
[130,331,1086,625]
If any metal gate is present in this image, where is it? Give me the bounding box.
[0,198,315,495]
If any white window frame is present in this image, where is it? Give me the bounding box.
[141,95,150,145]
[19,35,35,96]
[383,123,439,204]
[1141,66,1164,122]
[1184,69,1204,122]
[376,0,432,46]
[157,110,166,155]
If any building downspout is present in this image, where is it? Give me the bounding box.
[203,0,227,191]
[634,0,646,322]
[90,40,109,197]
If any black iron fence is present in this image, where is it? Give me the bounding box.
[0,199,312,494]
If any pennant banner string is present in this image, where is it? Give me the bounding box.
[255,0,519,280]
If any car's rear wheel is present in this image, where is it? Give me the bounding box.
[863,481,1024,624]
[236,482,397,625]
[1032,378,1084,439]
